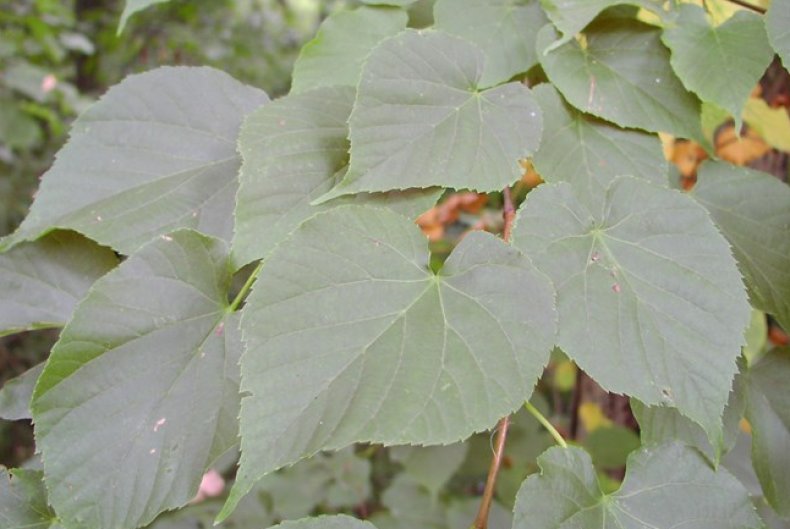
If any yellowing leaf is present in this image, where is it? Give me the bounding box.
[743,98,790,152]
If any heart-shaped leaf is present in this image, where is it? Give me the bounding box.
[513,443,762,529]
[513,177,750,441]
[222,205,556,518]
[320,30,542,199]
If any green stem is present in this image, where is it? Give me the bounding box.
[720,0,766,13]
[227,261,263,312]
[525,401,568,448]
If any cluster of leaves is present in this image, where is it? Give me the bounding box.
[2,0,790,528]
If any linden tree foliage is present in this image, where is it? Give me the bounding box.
[1,1,789,528]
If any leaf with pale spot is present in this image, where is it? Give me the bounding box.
[537,19,705,143]
[32,230,243,529]
[221,205,556,518]
[512,176,750,443]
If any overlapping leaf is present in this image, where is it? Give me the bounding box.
[32,231,243,529]
[1,67,268,255]
[0,363,44,421]
[118,0,170,33]
[539,0,665,50]
[662,5,773,130]
[513,443,762,529]
[290,6,408,94]
[0,232,117,337]
[766,0,790,68]
[741,347,790,518]
[632,375,744,464]
[531,84,667,202]
[693,162,790,333]
[537,18,705,143]
[232,86,440,268]
[320,30,542,199]
[223,206,557,517]
[270,515,377,529]
[433,0,548,87]
[0,468,59,529]
[513,176,751,440]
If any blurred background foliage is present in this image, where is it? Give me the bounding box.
[1,0,789,527]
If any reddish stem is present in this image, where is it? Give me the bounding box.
[472,186,517,529]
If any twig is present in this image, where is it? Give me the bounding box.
[720,0,766,13]
[569,368,583,440]
[473,417,510,529]
[525,402,567,448]
[471,186,517,529]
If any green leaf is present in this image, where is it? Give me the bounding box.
[379,475,447,529]
[1,67,268,255]
[583,424,641,470]
[291,7,407,94]
[742,347,790,518]
[0,468,59,529]
[537,18,705,143]
[257,449,372,520]
[319,30,542,199]
[744,310,768,365]
[766,0,790,68]
[268,515,377,529]
[118,0,171,33]
[0,232,118,337]
[232,86,440,268]
[222,205,557,518]
[531,84,667,203]
[693,162,790,333]
[433,0,548,87]
[661,5,773,130]
[31,230,243,529]
[361,0,418,6]
[512,176,751,441]
[513,443,763,529]
[631,372,745,464]
[389,443,468,497]
[538,0,664,50]
[0,363,44,421]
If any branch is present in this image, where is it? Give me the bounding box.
[720,0,766,13]
[472,186,517,529]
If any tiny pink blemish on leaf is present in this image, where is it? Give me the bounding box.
[149,449,157,455]
[215,322,224,336]
[153,418,166,432]
[590,252,600,263]
[612,283,621,293]
[41,74,57,93]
